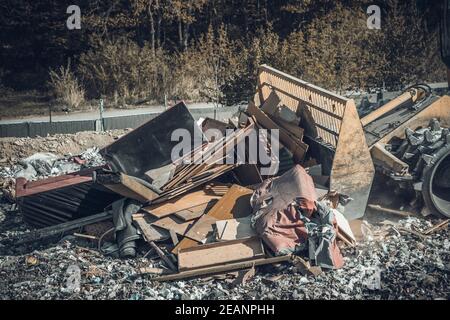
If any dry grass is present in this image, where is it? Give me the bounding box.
[49,62,85,110]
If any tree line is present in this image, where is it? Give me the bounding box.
[0,0,445,108]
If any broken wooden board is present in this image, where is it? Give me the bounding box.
[133,214,169,242]
[204,183,232,196]
[270,115,304,141]
[139,267,174,275]
[348,219,364,243]
[178,237,264,271]
[247,101,308,163]
[153,255,292,282]
[151,216,195,236]
[98,172,159,203]
[173,202,216,222]
[215,216,256,241]
[183,214,218,242]
[231,266,256,286]
[142,190,221,219]
[423,219,449,235]
[172,185,253,254]
[367,204,415,218]
[260,90,281,115]
[333,208,356,245]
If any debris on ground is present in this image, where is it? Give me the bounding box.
[0,66,449,300]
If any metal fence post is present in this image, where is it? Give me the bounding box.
[99,99,104,131]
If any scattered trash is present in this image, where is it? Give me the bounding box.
[0,66,448,300]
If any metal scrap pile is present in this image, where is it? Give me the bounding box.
[0,65,448,296]
[0,98,357,284]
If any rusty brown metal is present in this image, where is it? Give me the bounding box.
[15,167,99,198]
[15,168,121,227]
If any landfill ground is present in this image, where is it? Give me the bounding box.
[0,132,449,300]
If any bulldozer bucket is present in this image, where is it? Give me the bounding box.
[254,65,375,220]
[363,94,450,218]
[365,95,450,147]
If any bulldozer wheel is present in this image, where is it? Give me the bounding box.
[422,144,450,218]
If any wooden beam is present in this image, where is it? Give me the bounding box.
[152,255,292,282]
[178,237,264,271]
[423,219,449,235]
[142,190,221,219]
[98,172,158,203]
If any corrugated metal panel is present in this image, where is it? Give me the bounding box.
[18,182,121,227]
[0,107,243,138]
[0,122,28,137]
[103,113,158,130]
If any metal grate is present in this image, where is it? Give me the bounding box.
[255,65,349,148]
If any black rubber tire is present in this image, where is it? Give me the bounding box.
[421,144,450,218]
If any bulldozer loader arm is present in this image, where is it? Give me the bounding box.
[366,95,450,146]
[254,65,375,220]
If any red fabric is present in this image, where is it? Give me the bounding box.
[251,165,344,268]
[251,165,317,254]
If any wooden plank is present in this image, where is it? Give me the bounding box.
[183,214,218,242]
[178,237,264,271]
[100,173,159,203]
[133,215,169,242]
[156,165,236,202]
[260,90,281,115]
[153,255,292,282]
[247,101,308,163]
[169,229,179,246]
[151,216,195,236]
[139,267,174,275]
[423,219,449,235]
[270,116,304,141]
[368,204,414,217]
[142,190,221,219]
[215,216,256,241]
[174,202,215,221]
[172,185,253,254]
